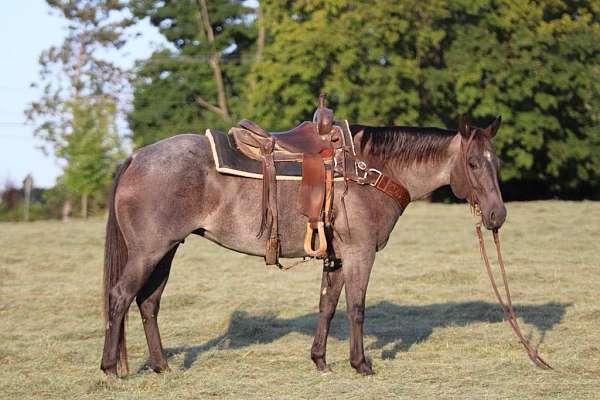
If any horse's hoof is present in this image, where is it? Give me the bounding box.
[152,364,171,374]
[101,364,118,377]
[353,362,374,376]
[312,357,329,372]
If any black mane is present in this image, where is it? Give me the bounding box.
[349,124,457,165]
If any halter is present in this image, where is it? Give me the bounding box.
[461,129,552,369]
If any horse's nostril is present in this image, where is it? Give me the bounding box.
[490,211,496,223]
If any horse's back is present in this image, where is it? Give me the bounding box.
[132,133,211,167]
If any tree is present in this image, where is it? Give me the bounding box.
[248,0,599,197]
[440,0,600,194]
[127,0,257,146]
[25,0,130,214]
[62,97,122,217]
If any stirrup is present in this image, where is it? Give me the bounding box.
[304,221,327,258]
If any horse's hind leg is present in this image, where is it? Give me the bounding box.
[101,249,170,375]
[311,266,344,371]
[136,244,178,373]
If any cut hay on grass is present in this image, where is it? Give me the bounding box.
[1,201,599,399]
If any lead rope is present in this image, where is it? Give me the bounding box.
[475,220,552,369]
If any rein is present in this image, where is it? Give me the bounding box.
[462,131,552,369]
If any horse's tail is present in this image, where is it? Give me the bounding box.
[103,155,133,376]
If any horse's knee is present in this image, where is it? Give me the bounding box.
[137,297,160,321]
[319,297,337,319]
[347,303,365,325]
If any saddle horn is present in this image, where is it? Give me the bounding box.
[313,93,333,136]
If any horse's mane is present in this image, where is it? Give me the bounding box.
[349,124,457,166]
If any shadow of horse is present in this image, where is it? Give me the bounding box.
[146,300,568,371]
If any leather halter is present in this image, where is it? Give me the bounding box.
[461,130,552,369]
[461,129,479,209]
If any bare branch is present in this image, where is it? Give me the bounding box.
[193,94,229,119]
[196,0,230,119]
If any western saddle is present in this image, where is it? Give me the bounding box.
[231,94,411,267]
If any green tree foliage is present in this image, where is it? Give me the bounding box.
[25,0,130,215]
[62,97,122,216]
[440,0,600,192]
[247,0,599,196]
[129,0,599,197]
[0,179,63,222]
[26,0,131,154]
[127,0,257,146]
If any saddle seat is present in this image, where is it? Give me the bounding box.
[238,119,333,155]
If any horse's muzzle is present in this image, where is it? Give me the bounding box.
[483,205,507,230]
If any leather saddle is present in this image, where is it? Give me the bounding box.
[231,94,343,266]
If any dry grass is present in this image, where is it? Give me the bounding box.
[1,201,599,399]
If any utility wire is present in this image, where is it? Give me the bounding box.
[0,134,37,140]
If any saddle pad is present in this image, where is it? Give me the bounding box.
[207,128,302,180]
[206,128,348,181]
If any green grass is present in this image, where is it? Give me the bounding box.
[1,201,599,399]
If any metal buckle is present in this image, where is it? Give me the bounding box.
[357,168,382,186]
[364,168,383,186]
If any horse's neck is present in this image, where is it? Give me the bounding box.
[389,134,461,200]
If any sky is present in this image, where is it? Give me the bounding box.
[0,0,166,188]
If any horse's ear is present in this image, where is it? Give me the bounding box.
[458,115,471,139]
[486,115,501,138]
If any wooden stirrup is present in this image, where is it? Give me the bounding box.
[304,221,327,258]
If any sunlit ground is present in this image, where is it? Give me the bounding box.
[1,201,599,399]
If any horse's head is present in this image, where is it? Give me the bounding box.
[450,116,506,230]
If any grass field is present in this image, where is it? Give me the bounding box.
[1,201,599,399]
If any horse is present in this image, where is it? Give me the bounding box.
[100,115,505,376]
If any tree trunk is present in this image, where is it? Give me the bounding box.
[249,5,266,90]
[194,0,230,120]
[62,199,72,222]
[81,192,88,219]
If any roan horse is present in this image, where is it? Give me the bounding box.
[100,116,505,376]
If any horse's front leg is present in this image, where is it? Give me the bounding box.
[311,266,345,371]
[342,248,376,375]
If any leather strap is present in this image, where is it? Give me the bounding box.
[460,129,551,368]
[343,152,411,212]
[373,174,411,211]
[476,225,552,369]
[257,137,280,265]
[298,154,326,223]
[324,163,334,226]
[346,172,410,212]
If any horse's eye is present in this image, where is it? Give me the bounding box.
[468,158,479,169]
